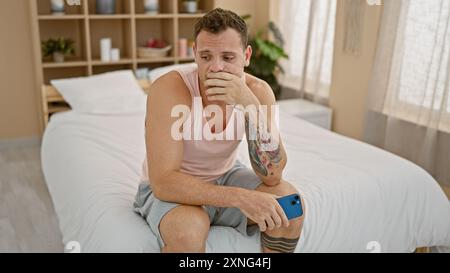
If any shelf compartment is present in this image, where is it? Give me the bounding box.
[39,19,88,63]
[136,18,176,58]
[89,19,133,60]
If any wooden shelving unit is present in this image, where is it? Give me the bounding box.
[30,0,216,85]
[30,0,217,129]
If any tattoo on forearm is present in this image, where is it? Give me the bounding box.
[245,114,282,177]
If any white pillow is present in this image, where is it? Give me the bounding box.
[148,62,197,83]
[51,70,147,114]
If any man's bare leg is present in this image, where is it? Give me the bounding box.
[251,180,305,253]
[159,205,210,253]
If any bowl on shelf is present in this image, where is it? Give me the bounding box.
[137,45,172,58]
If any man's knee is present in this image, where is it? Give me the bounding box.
[257,180,305,237]
[256,179,299,197]
[159,205,210,251]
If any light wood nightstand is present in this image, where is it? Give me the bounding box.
[277,99,333,130]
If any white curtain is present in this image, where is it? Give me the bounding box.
[276,0,337,101]
[364,0,450,186]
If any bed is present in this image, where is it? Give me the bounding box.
[40,71,450,253]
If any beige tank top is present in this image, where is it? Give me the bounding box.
[142,65,245,183]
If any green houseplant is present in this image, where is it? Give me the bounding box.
[41,37,75,63]
[243,16,288,99]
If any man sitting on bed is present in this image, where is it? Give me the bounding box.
[134,8,305,253]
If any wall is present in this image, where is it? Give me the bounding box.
[328,2,383,140]
[215,0,270,36]
[0,0,40,140]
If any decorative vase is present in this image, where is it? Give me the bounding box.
[183,1,198,14]
[144,0,159,14]
[96,0,116,14]
[53,52,65,63]
[50,0,65,15]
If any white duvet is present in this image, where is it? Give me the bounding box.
[41,110,450,253]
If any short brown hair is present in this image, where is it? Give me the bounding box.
[194,8,248,49]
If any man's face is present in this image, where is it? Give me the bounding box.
[194,28,252,86]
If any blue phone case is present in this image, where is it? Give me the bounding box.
[277,194,303,220]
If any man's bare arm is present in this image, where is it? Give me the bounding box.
[243,75,287,186]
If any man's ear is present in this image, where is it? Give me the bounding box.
[244,45,252,67]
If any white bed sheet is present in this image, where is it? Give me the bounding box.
[41,110,450,253]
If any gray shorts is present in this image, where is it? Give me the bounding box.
[133,160,263,249]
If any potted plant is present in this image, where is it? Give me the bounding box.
[183,0,198,14]
[243,16,288,99]
[41,37,75,63]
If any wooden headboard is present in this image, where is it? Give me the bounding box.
[41,79,151,128]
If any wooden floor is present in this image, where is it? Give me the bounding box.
[0,143,63,253]
[0,142,449,253]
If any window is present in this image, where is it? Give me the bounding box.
[278,0,337,98]
[396,0,450,112]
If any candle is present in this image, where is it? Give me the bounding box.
[110,48,120,61]
[100,38,112,62]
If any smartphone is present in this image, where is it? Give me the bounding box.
[277,193,303,220]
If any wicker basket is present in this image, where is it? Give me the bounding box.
[137,45,172,58]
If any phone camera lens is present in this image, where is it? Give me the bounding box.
[295,195,300,200]
[291,200,297,205]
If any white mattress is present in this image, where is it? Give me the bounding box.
[41,110,450,253]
